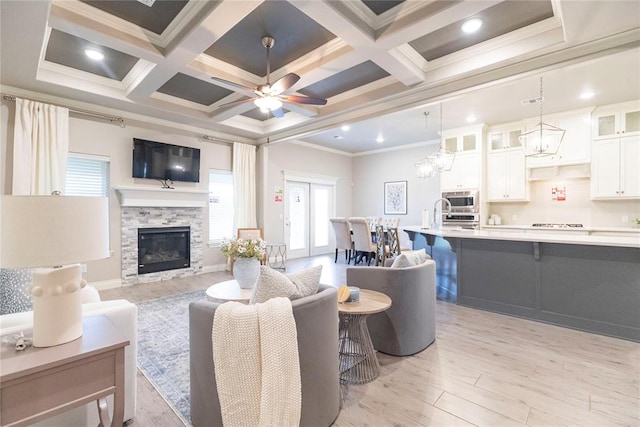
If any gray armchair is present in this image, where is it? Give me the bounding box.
[346,259,436,356]
[189,285,340,427]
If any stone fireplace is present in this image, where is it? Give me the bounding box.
[116,187,208,285]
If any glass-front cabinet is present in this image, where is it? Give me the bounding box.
[593,104,640,139]
[442,125,483,153]
[488,127,523,151]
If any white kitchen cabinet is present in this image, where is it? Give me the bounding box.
[591,135,640,199]
[525,110,591,168]
[440,125,483,192]
[442,125,483,153]
[440,152,481,191]
[593,106,640,140]
[488,127,523,151]
[486,149,528,201]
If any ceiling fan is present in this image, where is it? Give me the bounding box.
[212,36,327,118]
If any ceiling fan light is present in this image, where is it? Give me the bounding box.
[254,96,282,111]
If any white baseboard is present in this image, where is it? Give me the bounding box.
[90,278,125,291]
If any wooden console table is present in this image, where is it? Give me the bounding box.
[0,315,129,427]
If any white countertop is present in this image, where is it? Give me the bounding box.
[403,225,640,248]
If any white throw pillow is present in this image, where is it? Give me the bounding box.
[390,249,428,268]
[250,265,323,304]
[289,265,322,299]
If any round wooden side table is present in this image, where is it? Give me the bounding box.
[205,279,253,304]
[337,289,392,384]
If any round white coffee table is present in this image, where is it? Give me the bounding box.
[205,279,254,304]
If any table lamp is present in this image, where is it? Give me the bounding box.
[0,195,109,347]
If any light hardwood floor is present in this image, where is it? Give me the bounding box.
[100,254,639,427]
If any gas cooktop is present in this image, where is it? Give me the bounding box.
[531,223,584,228]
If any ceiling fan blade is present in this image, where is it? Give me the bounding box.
[271,107,285,118]
[217,97,254,109]
[211,77,256,97]
[271,73,300,94]
[281,94,327,106]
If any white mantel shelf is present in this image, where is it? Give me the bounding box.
[115,186,208,208]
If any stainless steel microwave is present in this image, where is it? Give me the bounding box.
[442,190,479,213]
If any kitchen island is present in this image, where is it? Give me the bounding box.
[403,226,640,342]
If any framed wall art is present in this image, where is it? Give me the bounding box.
[384,181,407,215]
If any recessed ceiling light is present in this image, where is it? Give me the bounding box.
[579,91,595,100]
[462,18,483,34]
[466,115,477,123]
[341,125,350,131]
[84,48,104,61]
[333,135,344,140]
[376,136,384,143]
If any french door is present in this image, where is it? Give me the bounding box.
[285,181,333,259]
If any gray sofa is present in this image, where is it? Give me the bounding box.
[189,284,340,427]
[346,258,436,356]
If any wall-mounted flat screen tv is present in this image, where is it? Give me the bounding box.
[132,138,200,183]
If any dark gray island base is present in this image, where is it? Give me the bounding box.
[405,228,640,342]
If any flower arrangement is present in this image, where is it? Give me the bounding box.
[220,238,266,259]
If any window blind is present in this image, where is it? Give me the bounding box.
[65,154,110,197]
[209,170,234,242]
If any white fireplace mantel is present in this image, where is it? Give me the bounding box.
[115,186,208,208]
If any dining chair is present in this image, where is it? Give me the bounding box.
[386,227,411,258]
[366,217,381,232]
[382,217,400,229]
[329,218,353,263]
[374,225,388,266]
[349,217,377,265]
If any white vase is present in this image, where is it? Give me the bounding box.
[233,257,260,289]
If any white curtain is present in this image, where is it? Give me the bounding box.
[232,142,257,230]
[12,98,69,196]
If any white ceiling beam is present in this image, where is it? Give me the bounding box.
[289,0,423,86]
[374,1,502,50]
[125,1,262,100]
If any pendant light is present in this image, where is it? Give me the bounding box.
[427,103,455,171]
[519,76,565,157]
[416,112,437,178]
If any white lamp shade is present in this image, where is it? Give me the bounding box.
[0,196,109,268]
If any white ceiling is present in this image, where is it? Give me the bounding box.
[1,0,639,154]
[304,48,640,153]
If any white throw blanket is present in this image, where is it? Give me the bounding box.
[212,297,301,427]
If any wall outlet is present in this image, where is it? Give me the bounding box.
[622,215,629,223]
[512,214,518,221]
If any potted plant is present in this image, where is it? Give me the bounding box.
[220,238,266,288]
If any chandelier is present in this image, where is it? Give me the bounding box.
[416,112,437,178]
[519,76,565,157]
[416,103,455,179]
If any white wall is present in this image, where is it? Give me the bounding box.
[1,98,232,283]
[261,142,352,246]
[352,143,442,247]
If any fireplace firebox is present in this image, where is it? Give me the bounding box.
[138,226,190,274]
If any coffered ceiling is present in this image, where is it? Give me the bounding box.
[1,0,639,152]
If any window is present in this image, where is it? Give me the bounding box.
[209,170,234,242]
[65,153,110,197]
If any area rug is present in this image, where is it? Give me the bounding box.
[137,290,207,426]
